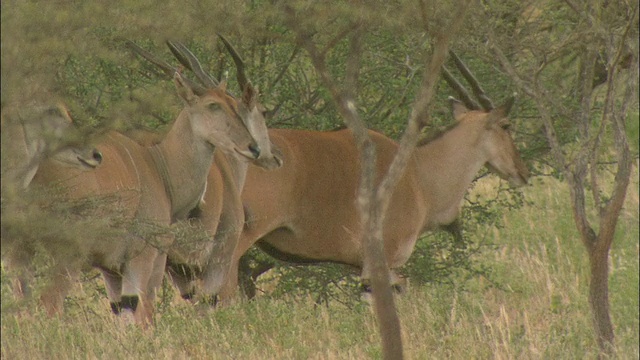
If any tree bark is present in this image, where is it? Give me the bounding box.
[285,2,470,358]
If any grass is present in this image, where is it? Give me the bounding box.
[2,164,638,359]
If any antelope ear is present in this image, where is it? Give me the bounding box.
[55,103,74,124]
[242,82,258,109]
[486,95,516,128]
[449,97,470,121]
[217,80,228,94]
[173,72,197,104]
[491,94,516,119]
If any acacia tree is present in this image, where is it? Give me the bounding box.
[474,0,638,356]
[280,1,471,358]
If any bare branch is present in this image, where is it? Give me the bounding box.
[597,1,637,251]
[320,23,359,58]
[379,0,472,217]
[562,0,582,14]
[267,46,300,93]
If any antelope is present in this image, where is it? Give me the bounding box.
[1,103,102,189]
[217,96,530,301]
[1,102,103,298]
[127,39,282,303]
[28,70,268,325]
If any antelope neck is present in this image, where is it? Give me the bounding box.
[413,120,488,225]
[149,144,175,210]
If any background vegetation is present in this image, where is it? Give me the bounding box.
[2,0,637,358]
[1,171,638,359]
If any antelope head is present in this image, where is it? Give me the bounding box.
[237,84,283,169]
[173,72,260,160]
[35,104,103,169]
[3,103,103,188]
[451,96,529,188]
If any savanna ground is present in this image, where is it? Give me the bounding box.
[1,160,637,360]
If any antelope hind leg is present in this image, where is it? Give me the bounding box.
[216,255,241,305]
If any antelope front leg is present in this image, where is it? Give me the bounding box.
[216,254,240,305]
[216,223,252,304]
[40,264,79,316]
[121,246,159,326]
[144,251,168,312]
[360,267,407,301]
[100,268,124,315]
[200,217,242,305]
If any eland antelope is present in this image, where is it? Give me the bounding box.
[1,102,103,299]
[28,72,266,325]
[127,39,283,304]
[217,97,530,300]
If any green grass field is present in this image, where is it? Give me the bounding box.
[2,164,638,359]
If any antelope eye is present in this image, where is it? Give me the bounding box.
[208,103,221,112]
[500,123,511,130]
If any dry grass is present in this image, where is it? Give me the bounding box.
[1,164,638,359]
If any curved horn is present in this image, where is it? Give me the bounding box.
[449,50,494,110]
[442,65,481,111]
[166,41,219,88]
[218,34,250,91]
[125,40,207,95]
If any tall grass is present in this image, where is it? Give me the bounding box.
[2,165,638,359]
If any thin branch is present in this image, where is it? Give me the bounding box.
[562,0,582,14]
[267,46,300,94]
[320,23,359,58]
[378,0,472,217]
[490,37,598,248]
[597,2,638,251]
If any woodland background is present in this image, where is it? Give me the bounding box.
[1,0,638,358]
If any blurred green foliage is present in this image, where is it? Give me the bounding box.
[2,0,636,305]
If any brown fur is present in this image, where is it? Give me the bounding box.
[25,74,266,325]
[164,88,283,302]
[217,100,530,300]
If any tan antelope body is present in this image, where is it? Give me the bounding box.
[165,106,282,302]
[219,99,529,299]
[1,103,103,298]
[127,38,283,302]
[29,74,264,325]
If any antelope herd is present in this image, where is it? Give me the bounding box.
[1,39,530,326]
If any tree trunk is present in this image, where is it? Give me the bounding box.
[588,243,615,356]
